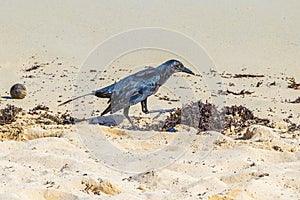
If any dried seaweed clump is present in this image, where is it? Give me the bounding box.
[287,123,300,132]
[28,104,49,114]
[162,108,181,131]
[162,102,270,134]
[221,105,269,133]
[284,119,300,132]
[60,111,76,125]
[162,101,224,131]
[194,101,223,131]
[36,111,75,125]
[0,104,22,125]
[220,89,254,96]
[28,104,75,125]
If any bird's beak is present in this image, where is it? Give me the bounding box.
[181,66,195,75]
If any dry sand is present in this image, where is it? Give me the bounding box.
[1,1,300,200]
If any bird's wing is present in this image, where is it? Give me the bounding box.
[110,68,161,113]
[128,82,159,105]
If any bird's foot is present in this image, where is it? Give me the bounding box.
[124,116,140,130]
[129,121,139,130]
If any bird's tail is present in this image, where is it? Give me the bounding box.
[93,84,115,98]
[58,93,93,106]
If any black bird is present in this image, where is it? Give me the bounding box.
[59,59,195,126]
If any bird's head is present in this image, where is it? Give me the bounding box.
[167,59,195,75]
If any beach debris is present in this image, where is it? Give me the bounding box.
[82,178,121,195]
[123,171,159,191]
[0,104,75,141]
[44,180,55,189]
[123,171,158,182]
[162,101,223,132]
[257,173,270,178]
[0,104,22,125]
[221,73,264,79]
[288,77,300,89]
[162,101,270,134]
[28,104,75,125]
[228,82,235,87]
[162,108,181,131]
[25,65,42,72]
[269,81,276,86]
[59,163,69,173]
[272,145,283,152]
[28,104,49,114]
[10,83,27,99]
[222,105,270,134]
[196,101,222,131]
[288,97,300,103]
[284,119,300,132]
[24,105,74,125]
[60,111,76,124]
[157,95,179,102]
[233,74,265,78]
[256,81,263,87]
[220,89,254,96]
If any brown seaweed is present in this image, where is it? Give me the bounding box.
[221,89,254,96]
[25,65,42,72]
[28,105,50,114]
[162,101,270,134]
[233,74,264,78]
[222,73,264,79]
[0,104,22,125]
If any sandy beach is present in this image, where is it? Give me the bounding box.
[0,1,299,199]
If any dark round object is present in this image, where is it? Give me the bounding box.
[10,83,27,99]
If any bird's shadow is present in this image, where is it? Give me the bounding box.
[148,108,175,119]
[75,115,150,131]
[74,108,175,131]
[73,114,156,131]
[75,114,125,127]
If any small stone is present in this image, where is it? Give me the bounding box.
[10,83,27,99]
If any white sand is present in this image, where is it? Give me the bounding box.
[0,1,300,199]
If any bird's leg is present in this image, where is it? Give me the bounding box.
[141,98,173,114]
[101,104,111,116]
[141,98,149,114]
[123,106,137,129]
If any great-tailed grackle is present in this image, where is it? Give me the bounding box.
[59,59,195,126]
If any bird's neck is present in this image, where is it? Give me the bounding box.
[156,65,174,85]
